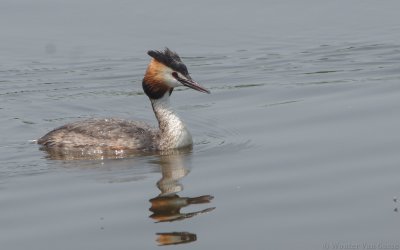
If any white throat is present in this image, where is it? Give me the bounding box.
[150,93,193,150]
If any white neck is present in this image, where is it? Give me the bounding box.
[150,93,193,150]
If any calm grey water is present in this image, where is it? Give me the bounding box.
[2,0,400,249]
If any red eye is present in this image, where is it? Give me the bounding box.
[172,72,179,79]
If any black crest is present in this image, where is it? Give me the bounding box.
[147,48,189,76]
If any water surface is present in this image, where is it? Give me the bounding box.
[1,1,400,249]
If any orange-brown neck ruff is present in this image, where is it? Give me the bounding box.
[142,59,172,99]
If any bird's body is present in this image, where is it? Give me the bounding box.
[38,48,210,157]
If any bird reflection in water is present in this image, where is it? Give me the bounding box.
[39,145,214,246]
[149,150,215,246]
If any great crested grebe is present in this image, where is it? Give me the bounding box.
[38,48,210,155]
